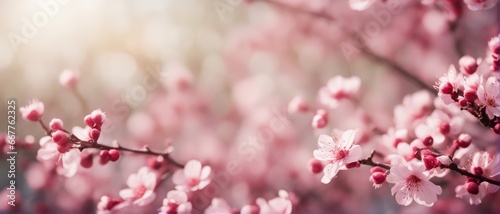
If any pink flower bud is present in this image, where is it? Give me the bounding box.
[370,167,385,174]
[59,69,79,88]
[439,122,450,135]
[423,155,439,170]
[307,159,323,174]
[89,129,101,141]
[465,181,479,195]
[458,56,478,75]
[84,115,95,127]
[458,98,468,107]
[439,82,454,94]
[370,172,386,185]
[287,96,309,114]
[80,153,93,168]
[423,136,433,147]
[493,123,500,134]
[147,156,166,170]
[463,90,477,102]
[108,149,120,162]
[20,99,45,122]
[312,109,328,129]
[91,109,106,127]
[457,133,472,148]
[52,130,68,147]
[473,167,483,176]
[99,150,110,165]
[49,118,64,131]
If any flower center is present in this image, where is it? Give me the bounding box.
[186,177,200,187]
[486,98,496,107]
[134,185,147,198]
[405,175,421,191]
[332,149,349,161]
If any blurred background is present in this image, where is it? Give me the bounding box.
[0,0,499,213]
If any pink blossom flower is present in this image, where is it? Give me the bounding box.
[173,160,211,191]
[59,69,80,88]
[20,99,45,122]
[205,198,232,214]
[393,91,432,128]
[159,190,192,214]
[386,160,442,206]
[119,167,157,206]
[313,130,363,184]
[256,190,292,214]
[415,110,464,146]
[476,76,500,119]
[37,136,80,177]
[437,65,462,105]
[349,0,376,11]
[319,76,360,108]
[463,0,498,11]
[455,152,500,204]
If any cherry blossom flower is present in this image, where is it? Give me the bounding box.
[256,190,292,214]
[415,110,464,146]
[463,0,498,11]
[319,76,360,108]
[172,160,211,191]
[386,161,443,206]
[119,167,157,206]
[476,76,500,119]
[455,152,500,204]
[205,198,232,214]
[313,130,363,184]
[393,91,432,128]
[59,69,80,88]
[437,65,462,105]
[159,190,192,214]
[20,99,45,122]
[36,136,80,177]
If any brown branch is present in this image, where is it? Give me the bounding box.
[39,120,184,168]
[358,150,391,170]
[443,163,500,186]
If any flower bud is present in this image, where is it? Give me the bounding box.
[49,118,64,131]
[89,129,101,141]
[423,136,433,147]
[465,181,479,195]
[80,153,93,168]
[463,90,477,102]
[59,69,79,88]
[370,172,386,185]
[423,155,440,170]
[20,100,45,122]
[108,149,120,162]
[458,56,478,75]
[370,167,385,174]
[99,150,110,165]
[312,109,328,129]
[91,109,106,127]
[308,159,324,174]
[287,96,309,114]
[84,115,95,128]
[439,122,450,135]
[493,123,500,135]
[241,205,260,214]
[439,82,453,94]
[52,130,68,147]
[457,133,472,148]
[473,167,483,176]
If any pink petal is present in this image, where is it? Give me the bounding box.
[317,134,334,149]
[167,190,188,203]
[349,0,376,11]
[344,144,362,163]
[119,189,135,200]
[172,170,186,186]
[340,130,356,148]
[394,187,413,206]
[134,190,155,206]
[184,160,202,178]
[200,166,211,180]
[313,149,333,161]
